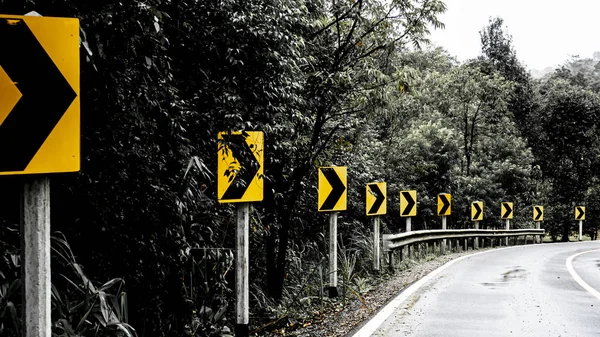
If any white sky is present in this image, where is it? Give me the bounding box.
[429,0,600,70]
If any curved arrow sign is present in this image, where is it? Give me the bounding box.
[533,206,544,222]
[471,201,483,221]
[318,167,347,212]
[575,206,586,221]
[217,131,264,203]
[437,193,451,216]
[400,190,417,217]
[0,15,79,174]
[501,202,513,219]
[366,182,386,216]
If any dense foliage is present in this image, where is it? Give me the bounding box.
[0,2,599,336]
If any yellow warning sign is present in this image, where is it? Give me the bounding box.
[318,166,347,212]
[533,206,543,222]
[366,182,386,216]
[471,201,483,221]
[217,131,264,203]
[575,206,585,220]
[501,202,513,219]
[0,15,80,174]
[437,193,451,216]
[400,190,417,217]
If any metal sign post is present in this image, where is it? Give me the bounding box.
[373,216,380,271]
[329,212,338,297]
[579,220,583,241]
[441,216,447,254]
[366,182,386,272]
[505,219,510,246]
[318,167,347,298]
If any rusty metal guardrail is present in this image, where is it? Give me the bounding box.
[383,228,545,251]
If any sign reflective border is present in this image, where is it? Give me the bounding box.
[0,15,79,174]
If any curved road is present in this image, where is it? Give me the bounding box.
[354,241,600,337]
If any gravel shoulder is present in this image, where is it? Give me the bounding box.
[285,248,488,337]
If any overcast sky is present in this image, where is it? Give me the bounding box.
[429,0,600,70]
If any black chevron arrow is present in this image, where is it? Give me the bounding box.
[320,168,345,211]
[0,18,77,171]
[534,206,543,221]
[576,207,585,220]
[502,203,513,218]
[439,194,450,215]
[401,191,416,216]
[473,202,482,220]
[221,134,260,200]
[367,184,385,215]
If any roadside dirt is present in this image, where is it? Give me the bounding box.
[283,249,484,337]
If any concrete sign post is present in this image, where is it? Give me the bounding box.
[236,203,249,336]
[218,131,264,337]
[22,177,51,337]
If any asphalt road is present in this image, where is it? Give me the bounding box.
[358,241,600,337]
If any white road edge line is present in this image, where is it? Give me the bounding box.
[566,248,600,301]
[352,240,599,337]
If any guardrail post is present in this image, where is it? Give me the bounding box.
[388,251,395,273]
[373,216,380,272]
[329,212,338,297]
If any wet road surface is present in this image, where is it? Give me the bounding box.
[364,241,600,337]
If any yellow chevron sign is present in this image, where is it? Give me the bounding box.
[437,193,451,216]
[471,201,483,221]
[400,190,417,217]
